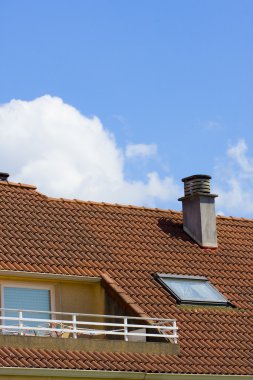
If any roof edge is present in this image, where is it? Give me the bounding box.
[0,367,145,379]
[1,179,253,221]
[0,180,37,190]
[0,269,100,283]
[0,179,182,213]
[101,273,150,319]
[0,367,252,379]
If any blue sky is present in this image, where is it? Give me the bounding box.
[0,0,253,216]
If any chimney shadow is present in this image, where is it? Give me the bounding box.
[157,217,192,243]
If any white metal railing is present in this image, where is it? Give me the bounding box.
[0,308,178,343]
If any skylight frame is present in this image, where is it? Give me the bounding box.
[155,273,230,306]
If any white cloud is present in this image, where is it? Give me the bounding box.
[227,139,253,173]
[125,143,157,158]
[214,139,253,216]
[208,121,220,129]
[0,95,179,206]
[202,121,221,130]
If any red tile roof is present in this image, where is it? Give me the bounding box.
[0,181,253,375]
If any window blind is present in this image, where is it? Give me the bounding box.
[3,287,51,329]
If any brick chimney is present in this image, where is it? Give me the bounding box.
[178,174,218,248]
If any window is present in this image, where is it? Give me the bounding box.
[1,282,54,334]
[156,274,229,306]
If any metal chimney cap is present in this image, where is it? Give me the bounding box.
[0,172,10,181]
[182,174,211,183]
[179,174,216,198]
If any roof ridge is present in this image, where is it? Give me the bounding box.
[216,214,253,222]
[0,180,37,190]
[48,196,181,213]
[0,179,182,213]
[0,179,179,213]
[1,180,253,221]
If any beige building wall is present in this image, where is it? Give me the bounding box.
[0,275,105,316]
[55,281,105,315]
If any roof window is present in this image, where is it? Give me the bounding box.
[156,274,229,306]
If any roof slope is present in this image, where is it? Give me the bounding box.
[0,181,253,375]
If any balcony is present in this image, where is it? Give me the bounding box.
[0,308,179,355]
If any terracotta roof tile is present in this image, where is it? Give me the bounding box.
[1,346,252,375]
[0,182,253,375]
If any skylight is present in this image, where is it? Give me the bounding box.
[156,274,229,306]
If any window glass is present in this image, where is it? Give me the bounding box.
[157,275,228,305]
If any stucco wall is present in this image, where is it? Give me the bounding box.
[55,281,105,315]
[0,275,105,316]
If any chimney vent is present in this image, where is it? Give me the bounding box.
[183,174,211,197]
[0,172,9,182]
[179,174,218,248]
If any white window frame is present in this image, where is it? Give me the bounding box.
[155,274,230,306]
[0,280,55,315]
